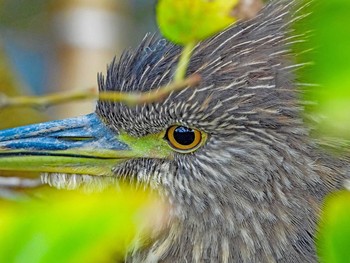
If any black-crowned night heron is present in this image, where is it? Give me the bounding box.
[0,1,348,262]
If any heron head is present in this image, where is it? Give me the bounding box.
[0,2,311,219]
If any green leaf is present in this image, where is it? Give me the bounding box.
[301,0,350,138]
[317,191,350,263]
[0,187,165,263]
[156,0,239,45]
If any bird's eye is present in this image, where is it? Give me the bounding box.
[165,126,202,153]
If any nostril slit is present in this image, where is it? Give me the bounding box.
[56,137,94,142]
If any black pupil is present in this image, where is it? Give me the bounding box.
[173,126,195,145]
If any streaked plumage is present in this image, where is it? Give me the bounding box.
[96,1,349,262]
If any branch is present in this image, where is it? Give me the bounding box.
[0,74,201,109]
[99,74,200,105]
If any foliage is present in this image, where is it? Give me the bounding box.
[156,0,238,45]
[0,187,164,263]
[302,0,350,139]
[298,1,350,262]
[317,191,350,263]
[156,0,239,81]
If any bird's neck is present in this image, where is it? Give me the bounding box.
[127,145,347,262]
[128,192,320,263]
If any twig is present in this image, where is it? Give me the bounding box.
[0,74,201,109]
[100,73,200,105]
[174,42,196,82]
[0,88,97,109]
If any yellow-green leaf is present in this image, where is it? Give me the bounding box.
[0,187,166,263]
[300,0,350,138]
[156,0,239,45]
[317,191,350,263]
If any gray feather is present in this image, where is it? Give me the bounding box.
[96,1,348,262]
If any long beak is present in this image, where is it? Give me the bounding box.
[0,113,171,177]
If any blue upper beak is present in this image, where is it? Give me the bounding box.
[0,113,173,176]
[0,113,130,176]
[0,113,128,152]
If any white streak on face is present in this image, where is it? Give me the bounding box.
[344,179,350,191]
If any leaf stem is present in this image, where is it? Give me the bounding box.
[174,41,196,82]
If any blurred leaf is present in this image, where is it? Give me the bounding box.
[156,0,239,45]
[317,191,350,263]
[302,0,350,138]
[0,187,165,263]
